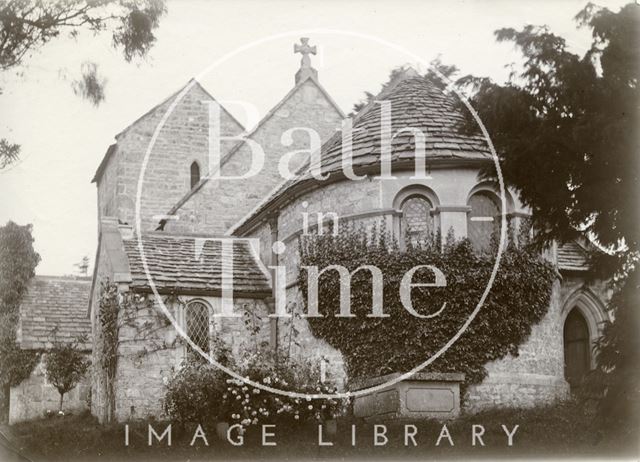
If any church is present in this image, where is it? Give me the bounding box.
[11,39,611,423]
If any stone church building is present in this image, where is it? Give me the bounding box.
[11,39,611,423]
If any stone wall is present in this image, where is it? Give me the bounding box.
[109,295,269,422]
[95,81,243,231]
[165,78,343,235]
[464,274,610,412]
[243,171,612,412]
[9,355,91,424]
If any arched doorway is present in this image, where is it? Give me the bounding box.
[563,308,591,390]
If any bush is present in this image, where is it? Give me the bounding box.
[163,357,227,424]
[164,342,345,427]
[221,350,344,428]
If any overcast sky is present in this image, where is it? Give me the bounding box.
[0,0,629,276]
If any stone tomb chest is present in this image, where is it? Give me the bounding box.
[351,372,465,421]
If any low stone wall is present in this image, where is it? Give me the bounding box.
[9,356,91,424]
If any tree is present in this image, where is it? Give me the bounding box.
[455,2,639,436]
[0,0,167,168]
[43,332,90,411]
[74,255,90,276]
[0,221,40,421]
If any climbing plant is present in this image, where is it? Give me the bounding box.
[298,225,556,389]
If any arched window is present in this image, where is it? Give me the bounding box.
[190,161,200,189]
[401,195,433,246]
[185,300,210,355]
[563,308,591,390]
[467,191,500,252]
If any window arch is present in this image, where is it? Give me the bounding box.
[185,300,210,356]
[190,161,201,189]
[401,194,434,246]
[467,191,500,252]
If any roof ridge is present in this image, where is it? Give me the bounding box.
[33,275,92,282]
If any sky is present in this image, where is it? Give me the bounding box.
[0,0,629,276]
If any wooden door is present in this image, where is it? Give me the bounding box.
[563,308,591,390]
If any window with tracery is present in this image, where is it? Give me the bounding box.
[185,301,210,355]
[401,195,433,246]
[467,191,500,252]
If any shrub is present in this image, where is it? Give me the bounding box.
[163,357,227,423]
[221,350,344,428]
[164,341,346,427]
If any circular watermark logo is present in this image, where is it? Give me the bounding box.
[134,29,507,400]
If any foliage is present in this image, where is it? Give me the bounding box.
[43,330,90,411]
[164,341,345,427]
[580,265,640,439]
[163,357,228,424]
[72,62,106,107]
[7,401,639,460]
[0,221,41,311]
[0,0,166,71]
[0,221,40,420]
[454,2,639,433]
[456,3,638,254]
[350,58,459,115]
[221,349,343,428]
[97,281,120,422]
[0,138,20,169]
[0,311,40,387]
[0,0,167,167]
[297,225,556,388]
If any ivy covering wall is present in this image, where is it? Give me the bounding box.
[298,227,556,388]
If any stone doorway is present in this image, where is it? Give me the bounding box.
[563,308,591,390]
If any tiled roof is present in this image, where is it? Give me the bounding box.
[18,276,92,351]
[231,76,491,234]
[122,234,271,297]
[310,76,491,175]
[557,241,590,272]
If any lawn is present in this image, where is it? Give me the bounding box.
[2,401,638,461]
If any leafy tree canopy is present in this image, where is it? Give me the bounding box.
[0,220,40,312]
[457,2,639,266]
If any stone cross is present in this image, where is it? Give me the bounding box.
[294,37,316,69]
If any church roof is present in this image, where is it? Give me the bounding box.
[230,76,491,235]
[557,241,590,272]
[122,234,272,297]
[18,276,92,351]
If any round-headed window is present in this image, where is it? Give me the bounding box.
[467,191,500,252]
[401,195,433,246]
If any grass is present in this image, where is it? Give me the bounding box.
[2,401,638,461]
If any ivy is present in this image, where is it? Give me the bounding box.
[297,225,556,390]
[98,281,120,422]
